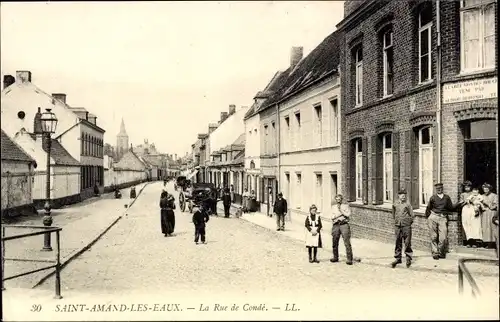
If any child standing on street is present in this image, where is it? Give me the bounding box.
[391,189,415,268]
[305,204,322,263]
[192,205,210,245]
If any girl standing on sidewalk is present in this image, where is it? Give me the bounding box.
[305,204,322,263]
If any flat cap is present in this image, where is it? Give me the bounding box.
[434,183,444,187]
[398,189,407,195]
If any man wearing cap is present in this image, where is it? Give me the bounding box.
[391,189,415,268]
[273,192,288,231]
[330,194,354,265]
[425,183,456,260]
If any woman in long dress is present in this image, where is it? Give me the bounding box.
[165,193,176,236]
[460,183,483,247]
[481,183,498,247]
[305,204,323,263]
[160,191,170,236]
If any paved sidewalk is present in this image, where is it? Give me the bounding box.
[219,204,499,277]
[2,182,152,290]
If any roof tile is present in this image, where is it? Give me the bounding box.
[1,130,35,163]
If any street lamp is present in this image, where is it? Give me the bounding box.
[39,108,58,251]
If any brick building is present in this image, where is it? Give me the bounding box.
[337,0,497,251]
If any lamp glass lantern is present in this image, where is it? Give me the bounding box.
[40,108,58,134]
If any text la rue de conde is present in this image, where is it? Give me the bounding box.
[51,302,300,313]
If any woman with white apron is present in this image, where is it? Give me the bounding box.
[305,204,323,263]
[460,184,483,247]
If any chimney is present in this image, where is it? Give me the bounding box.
[290,47,303,68]
[228,104,236,115]
[52,93,67,104]
[174,154,177,160]
[208,123,218,134]
[220,111,229,123]
[33,107,43,135]
[16,71,32,83]
[3,75,15,89]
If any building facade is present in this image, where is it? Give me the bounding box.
[337,0,497,250]
[1,129,36,216]
[278,31,342,221]
[1,71,105,203]
[206,106,248,190]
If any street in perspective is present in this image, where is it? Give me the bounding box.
[1,1,499,321]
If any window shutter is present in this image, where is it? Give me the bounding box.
[392,132,400,201]
[347,141,356,202]
[404,131,413,205]
[371,136,383,204]
[362,136,368,205]
[432,126,438,187]
[411,131,420,208]
[375,136,383,204]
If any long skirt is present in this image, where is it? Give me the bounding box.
[165,209,175,234]
[481,209,495,242]
[462,205,483,240]
[305,230,323,248]
[161,209,169,234]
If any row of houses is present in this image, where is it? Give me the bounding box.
[184,0,498,251]
[0,71,167,216]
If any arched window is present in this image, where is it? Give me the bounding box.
[354,138,363,200]
[418,126,433,206]
[382,133,393,202]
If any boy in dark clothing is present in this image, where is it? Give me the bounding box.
[222,188,232,218]
[192,205,210,244]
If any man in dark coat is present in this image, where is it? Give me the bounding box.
[192,205,210,244]
[222,188,232,218]
[273,192,288,231]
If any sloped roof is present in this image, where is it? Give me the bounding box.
[142,155,162,167]
[231,133,245,147]
[1,130,35,163]
[258,30,341,113]
[227,150,245,165]
[254,69,292,114]
[27,133,80,166]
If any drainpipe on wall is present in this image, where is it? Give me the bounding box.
[436,0,442,183]
[276,103,281,194]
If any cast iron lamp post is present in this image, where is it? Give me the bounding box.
[40,108,58,251]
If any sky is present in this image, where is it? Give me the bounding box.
[1,1,344,156]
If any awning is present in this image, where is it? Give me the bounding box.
[187,169,199,180]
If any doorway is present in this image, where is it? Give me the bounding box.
[465,140,497,192]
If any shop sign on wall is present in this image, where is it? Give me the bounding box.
[443,77,497,104]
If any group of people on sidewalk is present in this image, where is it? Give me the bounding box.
[269,181,499,267]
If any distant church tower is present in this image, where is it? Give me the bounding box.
[116,118,129,160]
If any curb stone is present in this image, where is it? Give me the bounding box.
[32,182,152,289]
[221,205,499,277]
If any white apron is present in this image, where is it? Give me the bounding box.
[462,203,483,240]
[305,215,320,247]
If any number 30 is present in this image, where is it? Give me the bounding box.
[30,304,42,312]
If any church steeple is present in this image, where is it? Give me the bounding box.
[118,118,127,136]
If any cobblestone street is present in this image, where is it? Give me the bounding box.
[7,182,491,320]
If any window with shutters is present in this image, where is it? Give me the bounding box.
[354,46,363,107]
[315,173,323,210]
[418,5,433,83]
[296,172,302,209]
[355,139,363,201]
[330,98,339,145]
[382,29,394,96]
[295,112,301,151]
[80,134,84,155]
[460,0,496,73]
[285,172,291,201]
[284,116,290,151]
[330,173,338,208]
[264,124,269,154]
[314,104,323,147]
[418,127,433,206]
[382,134,393,202]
